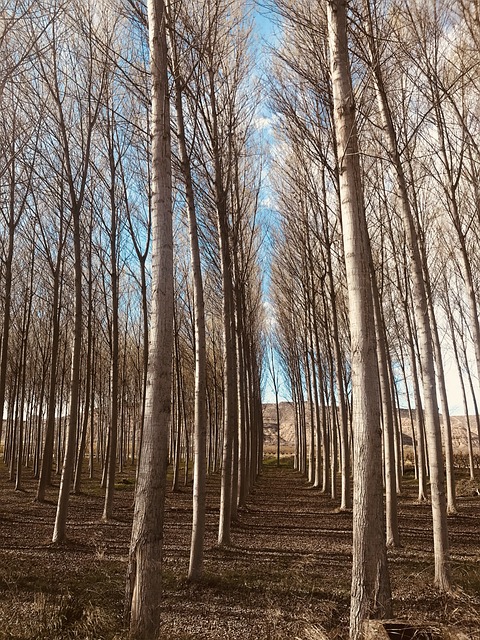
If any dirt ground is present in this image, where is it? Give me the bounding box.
[0,459,479,639]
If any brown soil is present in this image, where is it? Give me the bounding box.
[0,460,479,639]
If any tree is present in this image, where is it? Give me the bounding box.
[326,1,392,637]
[166,0,208,576]
[101,47,123,521]
[35,174,68,501]
[125,0,174,636]
[361,0,450,590]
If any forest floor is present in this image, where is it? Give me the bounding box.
[0,459,479,639]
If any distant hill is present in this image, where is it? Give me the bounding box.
[262,402,479,453]
[262,402,296,453]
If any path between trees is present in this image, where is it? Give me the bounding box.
[161,461,353,638]
[0,460,479,639]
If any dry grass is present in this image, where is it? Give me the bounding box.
[0,593,123,640]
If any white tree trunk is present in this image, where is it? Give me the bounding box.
[363,0,450,590]
[127,1,173,636]
[326,2,392,638]
[171,68,208,581]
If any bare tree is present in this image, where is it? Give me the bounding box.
[126,0,174,635]
[361,0,450,590]
[326,2,391,636]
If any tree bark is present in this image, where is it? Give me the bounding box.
[36,212,65,501]
[363,0,450,590]
[103,95,121,521]
[326,3,392,637]
[170,56,208,578]
[126,0,173,636]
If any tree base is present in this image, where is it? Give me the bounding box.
[362,620,469,639]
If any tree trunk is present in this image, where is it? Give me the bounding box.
[52,203,82,543]
[103,101,120,521]
[0,177,16,447]
[364,0,450,589]
[326,3,392,637]
[170,62,208,579]
[209,70,238,546]
[16,259,34,492]
[73,224,93,495]
[372,278,399,547]
[36,194,66,502]
[424,273,456,513]
[126,1,173,635]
